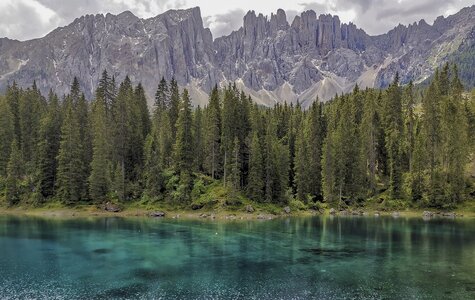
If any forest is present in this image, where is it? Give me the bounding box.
[0,63,474,212]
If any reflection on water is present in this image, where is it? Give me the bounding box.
[1,215,475,299]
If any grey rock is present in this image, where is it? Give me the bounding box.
[1,6,474,107]
[284,206,291,214]
[103,202,121,212]
[245,205,255,213]
[423,211,435,218]
[392,212,400,218]
[150,211,166,218]
[329,208,336,215]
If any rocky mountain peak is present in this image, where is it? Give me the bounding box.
[0,5,474,107]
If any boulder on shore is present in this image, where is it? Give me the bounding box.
[392,212,400,218]
[284,206,291,214]
[103,202,121,213]
[245,205,255,213]
[329,208,336,215]
[422,211,434,218]
[150,211,166,218]
[191,203,204,210]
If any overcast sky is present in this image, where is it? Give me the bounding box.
[0,0,473,41]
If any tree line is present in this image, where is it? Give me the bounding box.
[0,64,474,209]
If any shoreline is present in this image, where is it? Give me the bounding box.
[1,205,474,220]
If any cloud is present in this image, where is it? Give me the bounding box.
[0,0,473,40]
[297,0,472,35]
[203,9,245,38]
[0,0,185,40]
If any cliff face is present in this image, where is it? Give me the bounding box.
[1,6,474,107]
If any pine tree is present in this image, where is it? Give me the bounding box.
[0,96,14,176]
[383,74,403,199]
[76,93,92,200]
[88,94,111,202]
[6,82,21,142]
[410,121,426,202]
[173,89,194,202]
[359,90,379,195]
[143,130,163,199]
[154,77,169,110]
[36,90,62,200]
[204,86,222,179]
[169,78,180,138]
[5,139,23,206]
[228,137,241,190]
[56,98,84,205]
[443,65,469,204]
[247,132,264,201]
[193,106,205,172]
[422,72,443,205]
[264,119,289,204]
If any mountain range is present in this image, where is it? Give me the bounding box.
[0,6,474,107]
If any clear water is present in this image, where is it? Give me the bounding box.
[1,215,475,299]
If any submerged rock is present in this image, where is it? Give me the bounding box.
[149,211,166,218]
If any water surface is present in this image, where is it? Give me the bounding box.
[1,215,475,299]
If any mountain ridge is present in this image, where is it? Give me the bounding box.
[0,5,474,106]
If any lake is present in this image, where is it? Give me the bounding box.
[1,215,475,299]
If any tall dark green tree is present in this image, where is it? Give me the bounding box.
[173,89,194,202]
[36,91,62,200]
[0,96,14,176]
[88,93,111,202]
[247,132,264,201]
[5,139,23,206]
[383,74,403,199]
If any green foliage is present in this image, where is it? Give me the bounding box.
[0,65,472,211]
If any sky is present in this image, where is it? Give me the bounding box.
[0,0,473,41]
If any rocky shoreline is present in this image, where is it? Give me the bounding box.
[0,204,472,220]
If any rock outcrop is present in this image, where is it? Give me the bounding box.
[0,5,474,107]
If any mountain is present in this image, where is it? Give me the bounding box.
[1,6,474,106]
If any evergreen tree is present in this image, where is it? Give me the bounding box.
[88,94,111,202]
[383,74,403,199]
[204,86,222,179]
[0,96,14,176]
[247,132,264,201]
[143,130,163,199]
[5,139,23,206]
[36,91,62,200]
[228,137,241,190]
[56,98,84,205]
[173,89,194,202]
[193,106,205,172]
[359,90,379,195]
[169,78,180,138]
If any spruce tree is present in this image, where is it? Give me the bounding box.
[247,132,264,201]
[173,89,194,202]
[143,130,163,199]
[36,90,62,200]
[383,74,403,199]
[56,98,84,205]
[88,95,111,202]
[204,86,222,179]
[5,139,23,206]
[0,96,14,176]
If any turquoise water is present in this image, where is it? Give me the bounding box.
[1,215,475,299]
